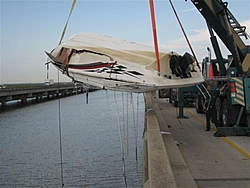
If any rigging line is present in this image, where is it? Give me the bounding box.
[126,92,129,155]
[136,94,139,137]
[57,71,64,187]
[168,0,201,69]
[135,93,140,171]
[131,93,138,162]
[55,1,76,186]
[142,93,147,139]
[86,89,89,104]
[122,92,126,151]
[113,91,128,188]
[105,89,109,103]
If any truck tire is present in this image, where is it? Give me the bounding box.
[195,96,203,113]
[222,98,230,127]
[215,97,222,127]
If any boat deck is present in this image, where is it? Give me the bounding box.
[144,94,250,187]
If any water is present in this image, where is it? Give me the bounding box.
[0,90,145,187]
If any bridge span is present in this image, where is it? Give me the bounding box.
[0,83,87,106]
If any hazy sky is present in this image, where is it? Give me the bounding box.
[1,0,249,83]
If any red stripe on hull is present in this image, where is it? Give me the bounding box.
[68,62,116,70]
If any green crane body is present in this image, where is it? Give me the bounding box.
[189,0,250,136]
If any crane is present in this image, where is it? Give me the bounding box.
[189,0,250,136]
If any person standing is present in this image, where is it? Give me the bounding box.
[201,84,219,131]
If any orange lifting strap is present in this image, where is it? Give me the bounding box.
[149,0,161,75]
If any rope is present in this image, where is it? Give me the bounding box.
[131,94,138,163]
[142,93,147,139]
[169,0,201,69]
[54,1,77,187]
[135,94,140,171]
[86,89,89,104]
[136,94,139,135]
[57,71,64,187]
[122,92,126,150]
[126,93,129,154]
[113,91,127,188]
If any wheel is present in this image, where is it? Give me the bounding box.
[195,95,203,113]
[214,131,222,137]
[246,131,250,137]
[222,98,230,127]
[215,97,222,126]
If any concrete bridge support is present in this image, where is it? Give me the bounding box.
[0,98,6,106]
[21,95,27,103]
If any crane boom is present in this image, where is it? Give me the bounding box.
[189,0,250,76]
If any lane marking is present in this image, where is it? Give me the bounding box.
[184,108,250,159]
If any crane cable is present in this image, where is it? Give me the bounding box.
[169,0,201,69]
[149,0,161,75]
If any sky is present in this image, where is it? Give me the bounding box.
[1,0,249,84]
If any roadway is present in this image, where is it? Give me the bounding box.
[145,95,250,187]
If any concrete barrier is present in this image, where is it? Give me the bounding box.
[143,91,197,188]
[143,92,177,188]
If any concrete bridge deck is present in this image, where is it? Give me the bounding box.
[144,93,250,188]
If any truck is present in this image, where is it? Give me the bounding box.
[170,86,198,107]
[44,79,54,86]
[189,0,250,136]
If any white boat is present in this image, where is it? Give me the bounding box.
[46,32,204,93]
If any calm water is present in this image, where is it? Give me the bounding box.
[0,90,145,187]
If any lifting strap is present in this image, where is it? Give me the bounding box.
[149,0,161,75]
[58,0,77,45]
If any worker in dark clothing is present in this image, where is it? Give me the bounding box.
[201,84,219,131]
